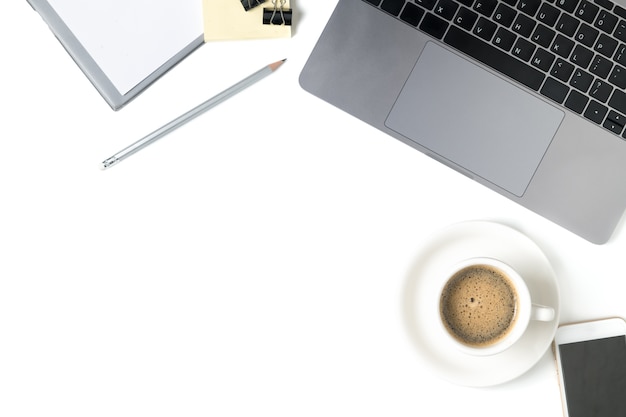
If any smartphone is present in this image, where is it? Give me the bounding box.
[554,317,626,417]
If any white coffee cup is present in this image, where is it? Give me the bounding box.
[437,257,554,356]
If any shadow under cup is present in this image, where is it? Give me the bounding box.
[438,257,554,356]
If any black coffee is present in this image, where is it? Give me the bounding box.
[440,265,518,347]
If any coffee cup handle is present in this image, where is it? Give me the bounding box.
[530,304,555,321]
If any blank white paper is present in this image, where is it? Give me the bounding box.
[47,0,204,95]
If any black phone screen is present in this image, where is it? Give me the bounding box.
[559,335,626,417]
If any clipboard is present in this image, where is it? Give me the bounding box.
[27,0,205,110]
[203,0,292,41]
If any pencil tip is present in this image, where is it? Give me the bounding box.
[270,59,287,71]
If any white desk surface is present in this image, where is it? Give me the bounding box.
[2,1,625,416]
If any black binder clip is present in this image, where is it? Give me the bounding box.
[240,0,265,11]
[263,0,292,25]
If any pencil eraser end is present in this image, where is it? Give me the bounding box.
[101,157,118,170]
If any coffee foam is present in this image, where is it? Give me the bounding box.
[440,265,518,347]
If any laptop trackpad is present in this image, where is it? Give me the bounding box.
[385,42,564,197]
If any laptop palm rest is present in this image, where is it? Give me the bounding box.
[385,42,564,197]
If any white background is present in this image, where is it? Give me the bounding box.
[2,1,625,416]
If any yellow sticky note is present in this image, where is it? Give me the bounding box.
[203,0,291,41]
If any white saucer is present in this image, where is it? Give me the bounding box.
[402,221,560,387]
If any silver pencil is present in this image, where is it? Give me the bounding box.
[101,59,286,170]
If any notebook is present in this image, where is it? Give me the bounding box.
[27,0,205,110]
[300,0,626,244]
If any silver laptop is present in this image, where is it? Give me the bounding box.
[300,0,626,243]
[27,0,204,110]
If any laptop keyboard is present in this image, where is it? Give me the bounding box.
[365,0,626,138]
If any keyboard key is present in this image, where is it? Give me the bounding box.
[474,17,498,40]
[570,44,594,68]
[364,0,382,5]
[457,0,474,6]
[512,13,537,37]
[537,3,561,26]
[594,33,618,57]
[541,77,570,102]
[556,13,580,36]
[415,0,438,10]
[532,23,556,47]
[565,89,589,112]
[493,27,517,50]
[551,58,575,81]
[532,47,557,71]
[419,13,450,38]
[603,117,624,133]
[604,110,626,133]
[444,25,545,90]
[590,78,613,101]
[575,23,599,47]
[607,110,626,126]
[513,37,537,60]
[381,0,405,15]
[589,54,613,77]
[584,100,609,123]
[570,68,594,91]
[493,3,517,27]
[473,0,498,16]
[608,64,626,88]
[609,89,626,113]
[454,7,479,30]
[435,0,460,20]
[575,0,599,24]
[615,20,626,42]
[615,44,626,65]
[615,5,626,19]
[594,10,618,33]
[401,2,425,26]
[551,34,575,57]
[555,0,580,14]
[517,0,542,16]
[594,0,614,10]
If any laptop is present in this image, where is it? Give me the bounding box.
[299,0,626,244]
[27,0,204,110]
